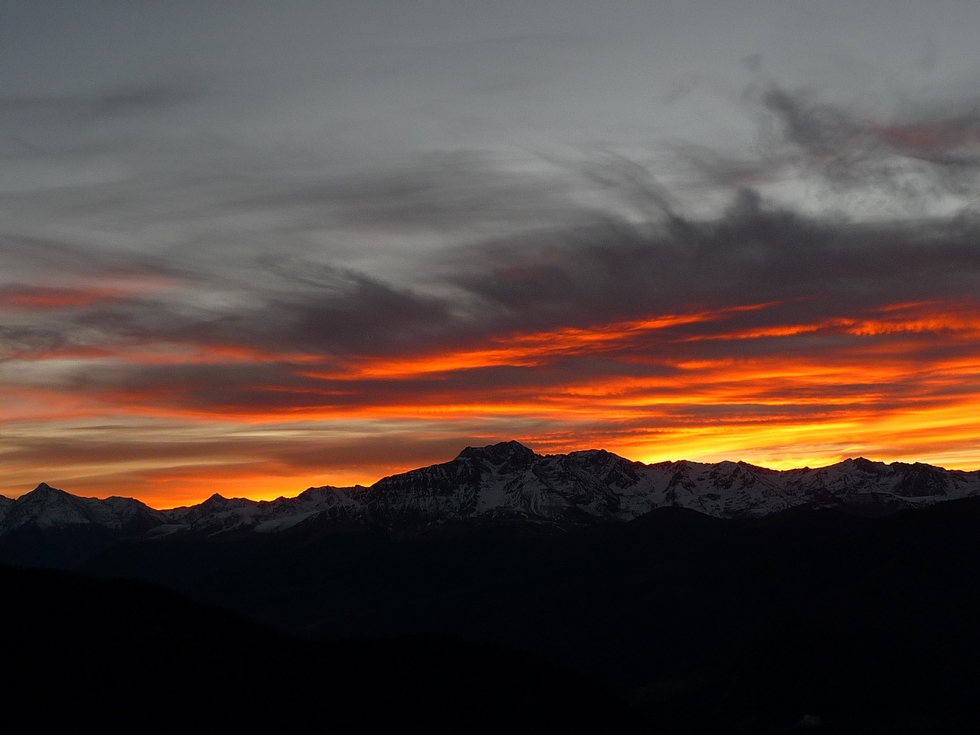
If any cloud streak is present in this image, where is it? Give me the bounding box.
[5,79,980,503]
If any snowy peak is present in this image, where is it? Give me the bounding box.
[161,485,366,535]
[0,483,167,534]
[8,447,980,542]
[367,448,980,525]
[366,441,633,531]
[780,457,975,506]
[456,441,538,471]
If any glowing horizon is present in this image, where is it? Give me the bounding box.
[5,294,980,507]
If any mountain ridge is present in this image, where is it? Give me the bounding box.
[5,442,980,544]
[7,443,980,732]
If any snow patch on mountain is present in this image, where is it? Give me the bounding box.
[0,483,168,535]
[6,443,980,539]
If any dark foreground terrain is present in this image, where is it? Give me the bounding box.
[0,563,641,732]
[5,496,980,732]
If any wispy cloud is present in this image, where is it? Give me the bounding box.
[5,75,980,502]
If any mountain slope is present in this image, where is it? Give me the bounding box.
[0,483,168,567]
[7,444,980,732]
[81,498,980,734]
[0,562,642,732]
[4,443,980,553]
[165,443,980,534]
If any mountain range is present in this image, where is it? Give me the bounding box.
[4,442,980,549]
[6,441,980,732]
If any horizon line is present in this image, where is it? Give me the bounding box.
[8,441,978,509]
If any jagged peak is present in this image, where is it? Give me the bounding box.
[566,448,619,459]
[456,441,537,465]
[843,457,887,472]
[19,483,77,503]
[6,449,977,543]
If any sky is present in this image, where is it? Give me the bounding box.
[3,1,980,506]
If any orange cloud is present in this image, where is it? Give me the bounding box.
[5,298,980,505]
[0,286,123,310]
[0,278,174,312]
[313,301,779,380]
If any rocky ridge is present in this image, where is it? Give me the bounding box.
[5,442,980,540]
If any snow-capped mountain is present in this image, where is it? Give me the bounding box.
[162,484,366,534]
[0,482,167,535]
[5,442,980,540]
[349,442,980,531]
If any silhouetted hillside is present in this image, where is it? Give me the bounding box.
[81,499,980,733]
[0,563,642,733]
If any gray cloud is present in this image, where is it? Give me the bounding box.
[674,81,980,208]
[5,74,980,426]
[760,84,980,197]
[0,82,199,121]
[6,159,980,372]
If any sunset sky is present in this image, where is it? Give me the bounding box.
[3,1,980,507]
